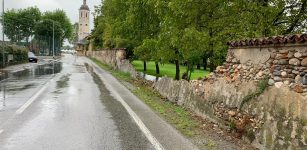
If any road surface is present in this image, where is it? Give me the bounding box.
[0,54,197,150]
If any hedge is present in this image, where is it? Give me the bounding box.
[0,45,28,68]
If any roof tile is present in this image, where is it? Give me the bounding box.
[228,34,307,47]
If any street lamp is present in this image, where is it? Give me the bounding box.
[1,0,5,107]
[52,21,55,59]
[2,0,4,68]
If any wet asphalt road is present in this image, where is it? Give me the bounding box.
[0,54,197,150]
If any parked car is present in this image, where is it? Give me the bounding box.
[28,52,38,63]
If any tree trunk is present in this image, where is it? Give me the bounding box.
[188,66,192,81]
[155,62,160,75]
[197,64,200,69]
[210,63,215,72]
[143,61,147,71]
[175,59,180,80]
[203,57,207,70]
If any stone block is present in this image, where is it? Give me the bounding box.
[281,71,287,77]
[288,51,294,58]
[274,77,282,82]
[274,82,283,88]
[301,58,307,66]
[268,79,275,86]
[289,58,300,66]
[303,75,307,85]
[293,84,304,93]
[279,50,289,54]
[294,52,302,58]
[278,59,289,65]
[276,53,288,59]
[295,75,302,84]
[273,71,281,76]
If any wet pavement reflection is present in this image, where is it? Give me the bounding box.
[0,61,63,108]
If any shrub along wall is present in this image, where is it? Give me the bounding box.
[0,45,28,68]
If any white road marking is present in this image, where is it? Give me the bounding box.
[0,129,3,135]
[15,79,53,115]
[93,66,165,150]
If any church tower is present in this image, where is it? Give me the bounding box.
[78,0,90,41]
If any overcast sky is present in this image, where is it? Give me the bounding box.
[0,0,102,41]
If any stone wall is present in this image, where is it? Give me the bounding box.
[91,49,138,78]
[92,36,307,149]
[215,43,307,94]
[154,70,307,150]
[153,40,307,149]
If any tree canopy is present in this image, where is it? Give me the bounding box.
[42,10,73,42]
[1,7,41,43]
[92,0,307,80]
[1,7,72,46]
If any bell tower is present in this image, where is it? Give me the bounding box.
[78,0,90,41]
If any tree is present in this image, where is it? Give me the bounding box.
[20,7,41,43]
[70,23,79,44]
[1,7,41,43]
[135,39,160,73]
[125,0,160,71]
[234,0,307,37]
[34,19,63,55]
[154,0,184,80]
[92,0,306,80]
[42,9,73,43]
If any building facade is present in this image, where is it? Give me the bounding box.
[75,0,90,55]
[78,0,90,41]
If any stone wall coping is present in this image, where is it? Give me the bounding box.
[228,34,307,48]
[229,43,307,49]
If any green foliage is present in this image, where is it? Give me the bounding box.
[240,77,269,111]
[229,120,237,131]
[34,19,63,40]
[134,39,157,62]
[42,9,73,41]
[132,60,210,80]
[245,127,256,142]
[70,23,79,44]
[1,7,41,42]
[0,45,28,68]
[258,78,270,93]
[1,7,72,47]
[92,0,306,79]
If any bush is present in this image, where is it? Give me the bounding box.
[0,44,28,68]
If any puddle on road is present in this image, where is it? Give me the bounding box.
[85,63,153,149]
[1,62,62,81]
[56,74,71,89]
[6,83,36,92]
[0,62,63,96]
[53,74,71,94]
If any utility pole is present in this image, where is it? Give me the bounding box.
[2,0,4,68]
[2,0,5,107]
[52,21,55,59]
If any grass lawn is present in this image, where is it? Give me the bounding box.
[132,60,210,80]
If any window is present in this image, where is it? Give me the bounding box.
[81,12,83,17]
[80,24,82,26]
[85,24,87,26]
[86,13,87,18]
